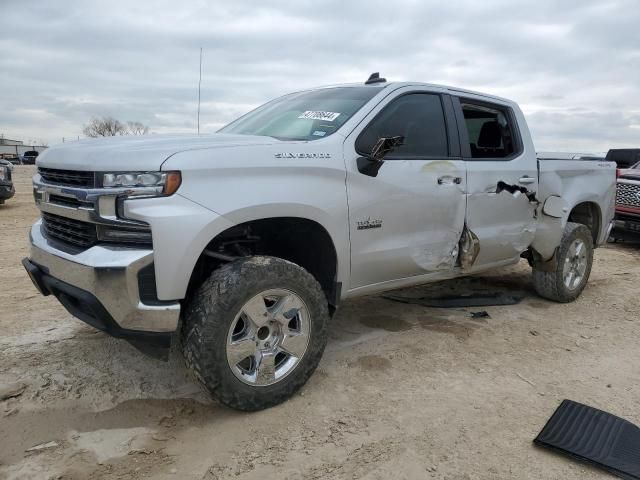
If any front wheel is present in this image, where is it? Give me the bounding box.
[182,256,330,411]
[532,222,594,303]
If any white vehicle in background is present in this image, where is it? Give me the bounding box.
[23,73,616,411]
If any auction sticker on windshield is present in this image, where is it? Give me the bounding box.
[298,111,341,121]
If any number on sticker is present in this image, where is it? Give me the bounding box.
[298,111,341,122]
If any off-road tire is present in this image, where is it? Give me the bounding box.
[532,222,594,303]
[182,256,330,411]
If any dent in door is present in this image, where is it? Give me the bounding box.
[411,228,462,271]
[411,160,465,271]
[458,225,480,269]
[420,160,459,173]
[348,158,466,287]
[468,179,539,261]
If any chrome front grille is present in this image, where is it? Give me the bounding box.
[42,212,98,248]
[34,170,154,251]
[616,182,640,208]
[38,168,95,188]
[48,193,88,209]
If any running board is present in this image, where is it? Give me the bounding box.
[535,400,640,480]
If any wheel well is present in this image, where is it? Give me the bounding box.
[187,217,339,309]
[567,202,601,243]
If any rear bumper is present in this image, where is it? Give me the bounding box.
[613,209,640,236]
[23,221,180,358]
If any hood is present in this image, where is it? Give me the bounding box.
[37,133,278,171]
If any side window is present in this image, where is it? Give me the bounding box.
[356,94,448,158]
[461,102,517,159]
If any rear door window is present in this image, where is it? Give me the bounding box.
[460,102,518,159]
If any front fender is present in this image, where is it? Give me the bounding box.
[185,201,350,293]
[124,194,234,300]
[125,197,350,301]
[163,150,350,293]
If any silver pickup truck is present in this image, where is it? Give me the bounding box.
[23,74,616,410]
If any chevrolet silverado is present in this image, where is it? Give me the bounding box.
[23,74,616,410]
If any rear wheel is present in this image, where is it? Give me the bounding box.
[532,222,594,303]
[182,256,330,411]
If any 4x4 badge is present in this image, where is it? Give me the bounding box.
[356,218,382,230]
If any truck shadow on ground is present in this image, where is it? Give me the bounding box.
[336,267,538,342]
[607,238,640,251]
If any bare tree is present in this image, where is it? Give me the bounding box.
[83,117,126,137]
[82,117,149,137]
[126,121,149,136]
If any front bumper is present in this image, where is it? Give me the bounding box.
[613,208,640,237]
[24,222,180,358]
[613,223,640,238]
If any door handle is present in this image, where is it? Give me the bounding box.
[438,176,462,185]
[518,176,536,184]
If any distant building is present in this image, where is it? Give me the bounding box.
[0,136,47,158]
[0,137,24,146]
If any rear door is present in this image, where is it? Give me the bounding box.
[453,96,538,267]
[344,88,467,291]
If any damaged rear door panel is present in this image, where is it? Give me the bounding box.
[343,85,614,298]
[452,95,539,269]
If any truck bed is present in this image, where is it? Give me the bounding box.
[533,158,616,254]
[537,152,607,161]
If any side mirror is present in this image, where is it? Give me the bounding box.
[370,135,404,161]
[357,136,404,177]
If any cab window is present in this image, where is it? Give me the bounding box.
[356,93,449,159]
[461,102,518,159]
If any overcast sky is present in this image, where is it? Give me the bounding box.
[1,0,638,152]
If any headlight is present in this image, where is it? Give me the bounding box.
[101,171,181,195]
[0,166,5,181]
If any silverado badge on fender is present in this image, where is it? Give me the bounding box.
[274,152,332,159]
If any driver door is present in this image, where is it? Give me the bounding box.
[344,89,467,292]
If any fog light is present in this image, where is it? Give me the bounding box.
[97,225,152,244]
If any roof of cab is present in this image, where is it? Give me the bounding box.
[309,80,515,105]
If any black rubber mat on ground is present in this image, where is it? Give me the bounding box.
[382,291,524,308]
[534,400,640,480]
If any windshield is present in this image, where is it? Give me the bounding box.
[219,86,384,141]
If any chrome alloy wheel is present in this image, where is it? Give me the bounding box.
[562,238,588,290]
[226,289,311,386]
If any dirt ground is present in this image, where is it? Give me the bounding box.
[1,166,639,480]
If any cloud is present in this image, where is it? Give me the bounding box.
[0,0,638,152]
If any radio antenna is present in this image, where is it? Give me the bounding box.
[197,47,203,134]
